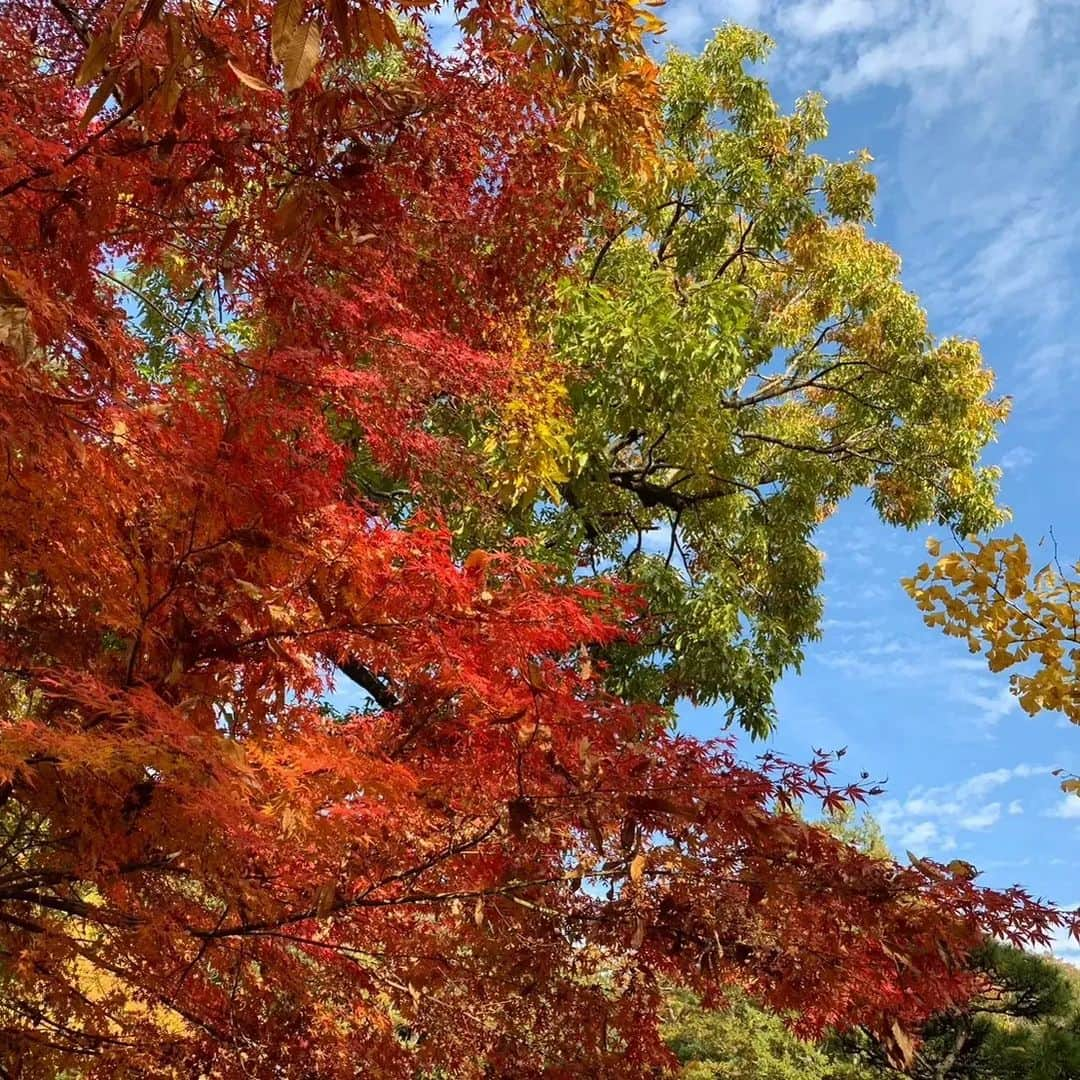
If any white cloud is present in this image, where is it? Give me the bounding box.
[999,445,1036,473]
[900,820,941,850]
[959,802,1001,830]
[1049,795,1080,820]
[956,763,1051,799]
[711,0,1080,404]
[948,684,1020,730]
[759,0,1045,103]
[664,0,764,45]
[727,0,768,23]
[877,763,1056,854]
[1043,915,1080,965]
[785,0,890,41]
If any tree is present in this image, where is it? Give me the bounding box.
[831,943,1080,1080]
[664,942,1080,1080]
[467,28,1007,736]
[663,986,873,1080]
[0,5,1073,1078]
[664,816,1080,1080]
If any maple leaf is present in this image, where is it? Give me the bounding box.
[0,2,1072,1077]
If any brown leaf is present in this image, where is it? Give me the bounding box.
[327,0,351,49]
[507,797,534,837]
[79,68,121,129]
[355,3,401,51]
[585,810,605,857]
[629,852,646,884]
[227,60,273,93]
[281,20,321,92]
[75,29,117,87]
[525,660,545,691]
[272,189,306,238]
[271,0,305,62]
[315,881,336,917]
[135,0,166,33]
[885,1019,915,1069]
[463,549,490,574]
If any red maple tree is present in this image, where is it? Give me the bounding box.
[0,1,1073,1076]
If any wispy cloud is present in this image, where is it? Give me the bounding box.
[785,0,892,41]
[701,0,1080,402]
[999,445,1036,474]
[877,763,1056,855]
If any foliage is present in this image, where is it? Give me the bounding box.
[832,942,1080,1079]
[0,3,1074,1078]
[905,536,1080,727]
[665,826,1080,1080]
[467,27,1010,736]
[664,986,873,1080]
[665,947,1080,1080]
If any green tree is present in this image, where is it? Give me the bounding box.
[470,27,1008,736]
[664,987,873,1080]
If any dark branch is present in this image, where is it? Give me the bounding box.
[339,660,400,710]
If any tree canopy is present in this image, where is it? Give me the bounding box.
[666,816,1080,1080]
[0,2,1073,1077]
[906,536,1080,728]
[470,28,1007,735]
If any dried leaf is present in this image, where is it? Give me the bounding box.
[315,881,336,916]
[75,29,117,87]
[463,549,490,574]
[355,3,400,51]
[327,0,351,48]
[227,59,273,93]
[281,20,321,92]
[886,1020,915,1069]
[79,68,121,129]
[271,0,305,62]
[135,0,166,32]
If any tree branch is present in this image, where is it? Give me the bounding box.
[338,660,399,710]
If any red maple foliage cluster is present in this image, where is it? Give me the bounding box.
[0,1,1074,1076]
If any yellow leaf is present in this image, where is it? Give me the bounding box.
[281,21,321,92]
[629,852,646,884]
[925,536,941,557]
[946,859,978,881]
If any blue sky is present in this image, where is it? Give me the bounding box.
[657,0,1080,957]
